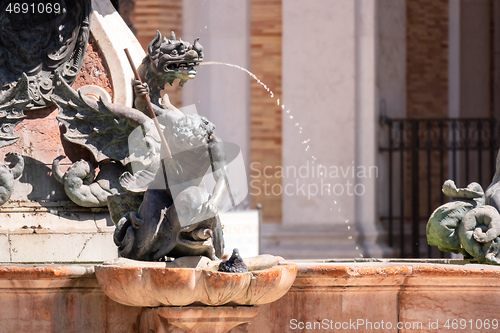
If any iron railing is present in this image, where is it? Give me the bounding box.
[379,117,500,258]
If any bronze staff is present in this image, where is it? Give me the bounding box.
[124,48,179,171]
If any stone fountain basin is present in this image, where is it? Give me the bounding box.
[94,262,298,307]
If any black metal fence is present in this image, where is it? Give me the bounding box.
[379,117,500,258]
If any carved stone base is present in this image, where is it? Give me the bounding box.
[261,223,395,259]
[139,306,259,333]
[0,210,117,262]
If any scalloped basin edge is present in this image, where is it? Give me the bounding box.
[94,262,298,307]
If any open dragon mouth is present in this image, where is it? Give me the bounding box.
[163,59,202,86]
[165,60,201,75]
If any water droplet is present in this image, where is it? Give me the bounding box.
[281,104,285,109]
[348,236,353,240]
[345,219,350,224]
[305,145,310,151]
[286,109,290,114]
[359,254,364,258]
[333,200,337,205]
[289,115,294,120]
[355,246,359,250]
[347,226,351,230]
[200,62,276,102]
[277,99,280,105]
[204,25,208,29]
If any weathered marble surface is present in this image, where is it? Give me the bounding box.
[244,261,500,333]
[0,265,140,333]
[0,261,499,332]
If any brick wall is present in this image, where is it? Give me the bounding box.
[250,0,283,222]
[406,0,449,118]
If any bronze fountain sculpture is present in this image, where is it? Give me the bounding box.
[51,31,228,262]
[0,2,297,328]
[427,154,500,264]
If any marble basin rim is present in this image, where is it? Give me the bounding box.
[94,262,298,307]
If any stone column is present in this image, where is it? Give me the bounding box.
[182,0,251,176]
[264,0,392,259]
[354,0,394,258]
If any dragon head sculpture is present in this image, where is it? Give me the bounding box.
[138,30,203,91]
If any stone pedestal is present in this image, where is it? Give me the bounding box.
[139,306,259,333]
[0,0,145,263]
